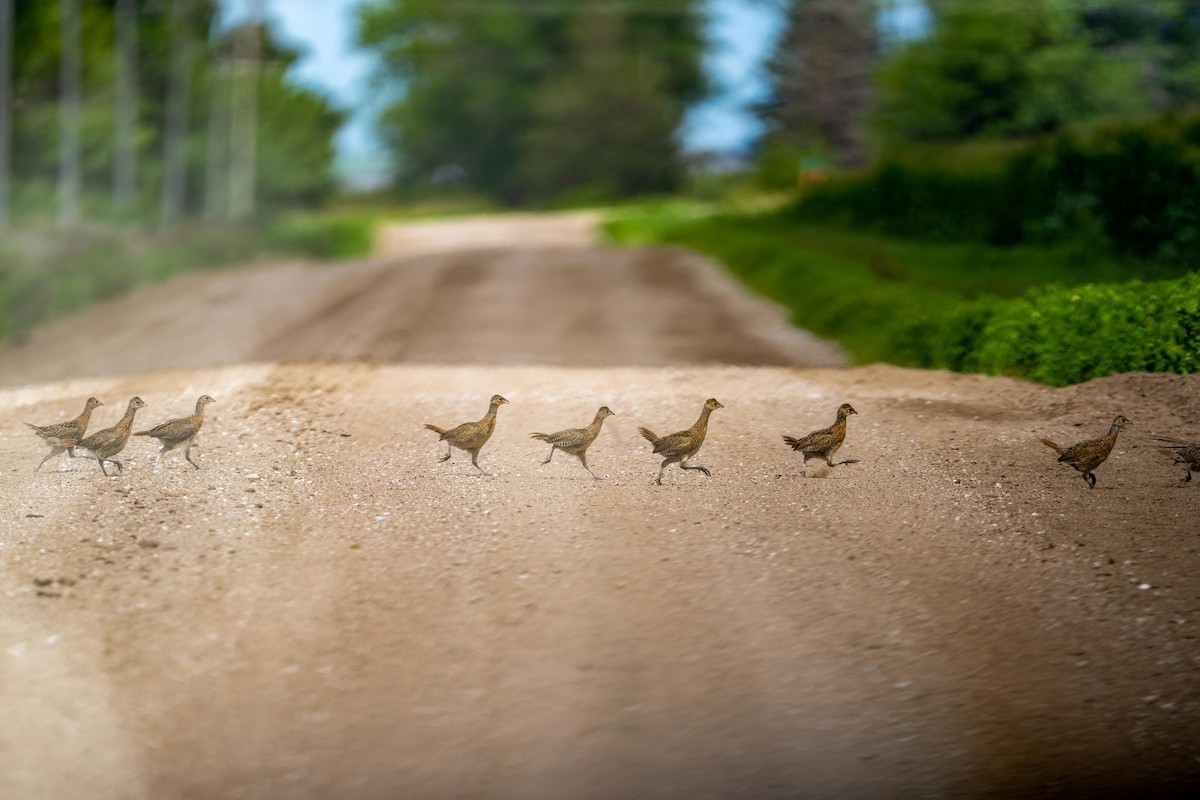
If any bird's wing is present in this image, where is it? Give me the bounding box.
[652,431,695,457]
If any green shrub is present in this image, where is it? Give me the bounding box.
[609,207,1200,386]
[795,111,1200,266]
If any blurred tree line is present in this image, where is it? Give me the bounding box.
[0,0,342,230]
[761,0,1200,174]
[356,0,1200,206]
[356,0,706,205]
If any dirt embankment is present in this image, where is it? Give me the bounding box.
[0,214,1197,799]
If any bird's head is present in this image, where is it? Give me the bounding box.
[705,398,724,411]
[85,397,104,410]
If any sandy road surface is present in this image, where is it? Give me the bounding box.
[0,215,1198,799]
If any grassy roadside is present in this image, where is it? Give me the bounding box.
[603,205,1200,385]
[0,213,377,342]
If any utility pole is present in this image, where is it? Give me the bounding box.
[1,0,12,229]
[58,0,82,227]
[115,0,139,212]
[228,0,263,221]
[161,0,194,224]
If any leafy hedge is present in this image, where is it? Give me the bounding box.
[932,275,1200,385]
[795,112,1200,267]
[613,212,1200,387]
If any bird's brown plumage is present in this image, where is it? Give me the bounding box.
[75,397,146,476]
[134,395,216,469]
[638,398,723,485]
[782,403,859,478]
[424,394,509,474]
[1041,415,1130,489]
[531,406,615,479]
[25,396,103,472]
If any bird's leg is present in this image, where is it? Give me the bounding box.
[97,457,110,476]
[834,459,860,467]
[541,445,557,465]
[1084,472,1096,489]
[470,449,488,476]
[681,457,711,477]
[1184,469,1193,483]
[579,453,599,480]
[185,442,200,470]
[655,459,670,485]
[439,442,452,463]
[155,445,169,468]
[36,447,66,472]
[801,455,808,479]
[109,457,124,474]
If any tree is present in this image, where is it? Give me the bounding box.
[58,0,81,226]
[519,8,688,199]
[876,0,1148,143]
[161,0,194,224]
[763,0,879,168]
[113,0,137,211]
[1,0,11,228]
[356,0,706,204]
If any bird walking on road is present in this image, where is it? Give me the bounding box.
[1154,437,1200,483]
[1040,415,1131,489]
[75,396,146,476]
[638,398,723,485]
[531,406,615,480]
[424,394,509,475]
[134,395,216,469]
[25,397,103,472]
[782,403,859,478]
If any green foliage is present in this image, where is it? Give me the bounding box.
[0,214,375,342]
[605,208,1200,386]
[796,112,1200,265]
[4,1,342,222]
[876,0,1148,143]
[356,0,706,205]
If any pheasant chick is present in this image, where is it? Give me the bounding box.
[638,398,723,485]
[134,394,216,469]
[75,397,147,476]
[424,394,509,475]
[1040,415,1130,489]
[531,406,615,479]
[25,397,103,472]
[782,403,859,478]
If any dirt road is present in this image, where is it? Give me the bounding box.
[1,215,1197,799]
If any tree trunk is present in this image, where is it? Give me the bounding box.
[58,0,82,227]
[228,2,263,221]
[161,0,194,224]
[114,0,139,212]
[0,0,12,228]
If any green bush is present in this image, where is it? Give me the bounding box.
[608,208,1200,386]
[795,112,1200,265]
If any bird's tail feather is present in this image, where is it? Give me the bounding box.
[782,435,801,450]
[1039,438,1063,454]
[637,426,658,443]
[530,432,552,442]
[423,423,447,435]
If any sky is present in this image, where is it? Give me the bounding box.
[257,0,786,167]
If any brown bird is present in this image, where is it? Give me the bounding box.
[134,394,216,469]
[424,394,509,475]
[25,396,103,472]
[1040,415,1131,489]
[1154,437,1200,483]
[782,403,860,478]
[531,406,615,480]
[74,396,147,476]
[638,398,723,485]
